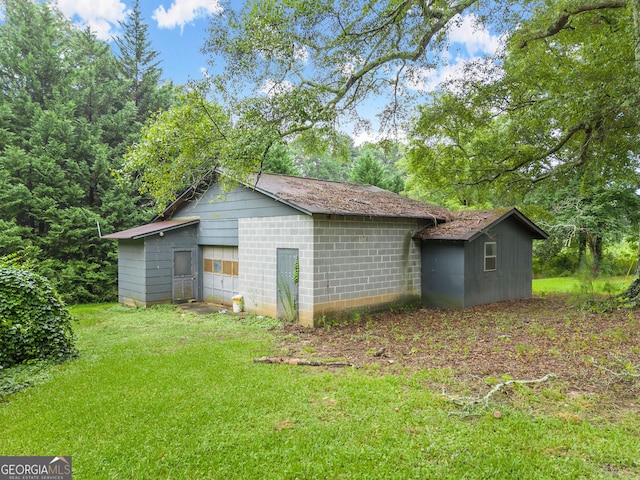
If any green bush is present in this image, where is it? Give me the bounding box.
[0,265,77,368]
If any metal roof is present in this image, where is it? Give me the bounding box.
[413,208,548,241]
[101,218,200,240]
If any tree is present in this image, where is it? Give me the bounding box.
[262,142,300,176]
[121,90,232,209]
[114,0,175,122]
[529,180,640,276]
[405,2,639,202]
[124,0,526,196]
[291,131,354,181]
[350,151,391,188]
[0,0,162,302]
[403,1,640,283]
[354,141,405,192]
[203,0,521,134]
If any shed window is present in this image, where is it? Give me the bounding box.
[484,242,497,271]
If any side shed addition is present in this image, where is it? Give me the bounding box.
[102,219,200,307]
[414,208,548,308]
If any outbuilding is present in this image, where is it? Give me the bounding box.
[414,208,548,308]
[103,173,547,325]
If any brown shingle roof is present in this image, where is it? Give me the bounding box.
[413,208,547,241]
[252,173,450,220]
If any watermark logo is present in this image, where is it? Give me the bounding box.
[0,456,72,480]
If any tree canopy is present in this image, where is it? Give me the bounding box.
[0,0,176,302]
[124,0,524,196]
[405,1,639,203]
[402,0,640,275]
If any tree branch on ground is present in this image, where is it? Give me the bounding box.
[592,355,640,382]
[253,356,358,368]
[442,373,557,415]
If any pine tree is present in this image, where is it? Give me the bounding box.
[0,0,153,302]
[114,0,169,122]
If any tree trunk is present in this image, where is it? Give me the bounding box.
[637,225,640,278]
[593,235,603,277]
[617,227,640,308]
[620,277,640,307]
[578,232,587,270]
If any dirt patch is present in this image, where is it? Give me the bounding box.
[278,296,640,405]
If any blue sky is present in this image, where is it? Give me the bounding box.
[52,0,503,143]
[54,0,221,85]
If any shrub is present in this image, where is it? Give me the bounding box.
[0,265,77,368]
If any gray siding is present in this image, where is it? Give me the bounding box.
[463,217,533,307]
[421,216,535,308]
[144,225,198,305]
[116,225,198,306]
[421,241,465,308]
[174,183,300,245]
[117,239,146,306]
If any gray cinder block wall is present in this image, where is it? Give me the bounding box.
[239,214,421,326]
[313,215,421,321]
[239,215,314,324]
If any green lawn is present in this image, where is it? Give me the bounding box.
[1,303,638,479]
[533,276,634,295]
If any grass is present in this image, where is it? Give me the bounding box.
[0,301,639,478]
[533,276,634,295]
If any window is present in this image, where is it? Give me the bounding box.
[203,247,238,277]
[174,251,193,276]
[484,242,497,271]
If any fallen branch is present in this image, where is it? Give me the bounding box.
[592,355,640,382]
[442,373,557,413]
[253,356,358,368]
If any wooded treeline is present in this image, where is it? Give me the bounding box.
[0,0,176,302]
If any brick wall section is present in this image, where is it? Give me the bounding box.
[313,215,421,320]
[238,215,315,326]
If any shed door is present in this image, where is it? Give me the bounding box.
[173,250,195,302]
[277,248,299,322]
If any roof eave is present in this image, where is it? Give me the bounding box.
[466,208,548,241]
[102,218,200,240]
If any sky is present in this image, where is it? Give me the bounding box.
[54,0,221,85]
[52,0,503,143]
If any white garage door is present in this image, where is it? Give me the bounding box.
[202,246,239,305]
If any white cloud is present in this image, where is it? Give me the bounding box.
[293,44,309,63]
[447,14,502,57]
[398,15,505,94]
[402,56,503,94]
[54,0,127,40]
[259,79,294,97]
[351,130,379,147]
[153,0,223,30]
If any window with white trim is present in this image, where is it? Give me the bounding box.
[484,242,497,271]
